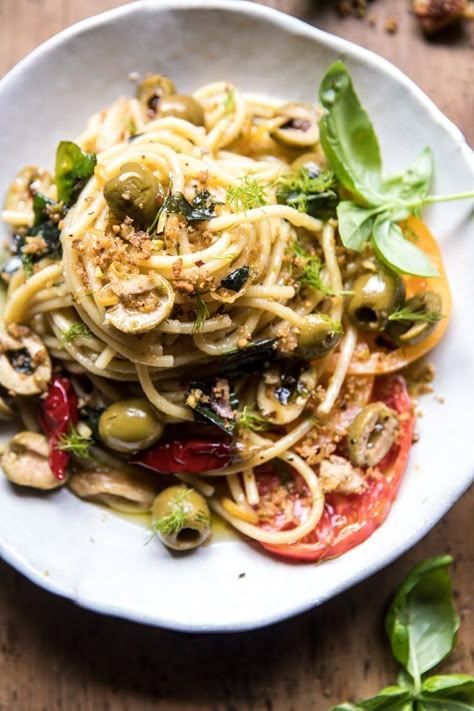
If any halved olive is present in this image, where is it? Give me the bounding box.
[157,95,205,126]
[296,313,342,360]
[136,74,176,115]
[347,270,405,332]
[98,398,164,453]
[152,485,211,551]
[271,103,319,147]
[103,162,161,227]
[386,291,442,346]
[257,364,317,425]
[347,402,399,467]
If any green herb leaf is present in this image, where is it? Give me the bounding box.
[223,87,235,115]
[276,167,339,220]
[383,147,433,203]
[218,338,277,379]
[329,687,414,711]
[153,489,192,536]
[20,252,33,278]
[289,241,333,295]
[55,140,97,205]
[416,675,474,710]
[218,266,250,292]
[187,379,238,435]
[192,291,210,333]
[227,175,268,211]
[319,61,383,204]
[237,405,271,432]
[336,201,380,251]
[372,216,439,277]
[163,189,216,222]
[60,321,92,345]
[388,307,443,324]
[57,427,93,458]
[385,555,460,685]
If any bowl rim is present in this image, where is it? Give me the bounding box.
[0,0,473,633]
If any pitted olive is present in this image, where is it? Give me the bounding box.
[386,291,442,346]
[347,402,399,467]
[151,485,211,551]
[98,398,164,453]
[296,314,342,360]
[157,95,205,126]
[103,162,161,227]
[347,270,405,332]
[136,74,176,115]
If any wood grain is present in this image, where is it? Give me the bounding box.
[0,2,472,709]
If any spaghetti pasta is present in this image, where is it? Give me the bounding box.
[0,70,450,560]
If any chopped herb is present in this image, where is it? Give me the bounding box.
[388,306,444,323]
[289,241,333,295]
[55,140,97,206]
[276,167,339,220]
[237,406,271,432]
[227,175,268,211]
[192,291,210,333]
[163,189,216,222]
[153,489,204,536]
[223,87,236,116]
[218,266,250,292]
[57,427,93,459]
[20,252,34,279]
[60,321,92,345]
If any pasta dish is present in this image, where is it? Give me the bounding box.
[0,63,458,561]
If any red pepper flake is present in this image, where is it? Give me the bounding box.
[194,260,205,267]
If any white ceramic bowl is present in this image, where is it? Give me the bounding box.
[0,0,472,632]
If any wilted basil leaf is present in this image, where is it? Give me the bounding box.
[55,140,97,205]
[218,266,250,292]
[163,189,216,222]
[187,379,238,435]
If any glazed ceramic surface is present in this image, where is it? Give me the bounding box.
[0,0,472,631]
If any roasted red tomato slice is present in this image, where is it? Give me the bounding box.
[260,375,414,561]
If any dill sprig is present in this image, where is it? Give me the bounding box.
[226,175,268,211]
[153,489,209,536]
[277,168,337,214]
[289,241,333,296]
[237,405,271,432]
[192,291,210,334]
[388,306,444,323]
[57,427,93,459]
[60,321,91,345]
[223,87,235,116]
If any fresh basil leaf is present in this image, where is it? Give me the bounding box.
[417,675,474,709]
[218,266,250,292]
[163,189,216,222]
[329,687,414,711]
[336,201,379,251]
[397,670,415,692]
[319,61,383,204]
[372,216,439,277]
[383,148,433,202]
[55,141,97,205]
[385,556,459,684]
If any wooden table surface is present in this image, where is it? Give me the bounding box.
[0,2,472,709]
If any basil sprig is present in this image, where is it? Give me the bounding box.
[330,556,474,710]
[319,62,474,277]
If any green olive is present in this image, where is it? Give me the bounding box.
[157,95,205,126]
[136,74,176,115]
[347,402,399,467]
[271,103,319,147]
[103,162,161,227]
[386,291,442,346]
[98,398,164,453]
[151,485,211,551]
[347,270,405,332]
[296,313,342,360]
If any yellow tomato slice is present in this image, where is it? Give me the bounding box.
[346,217,452,376]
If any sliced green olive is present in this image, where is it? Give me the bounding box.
[103,162,161,227]
[152,485,211,551]
[347,402,399,467]
[347,270,405,332]
[271,103,319,147]
[104,272,175,333]
[157,95,205,126]
[296,313,342,360]
[136,74,176,115]
[257,364,317,425]
[386,291,443,346]
[98,398,164,453]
